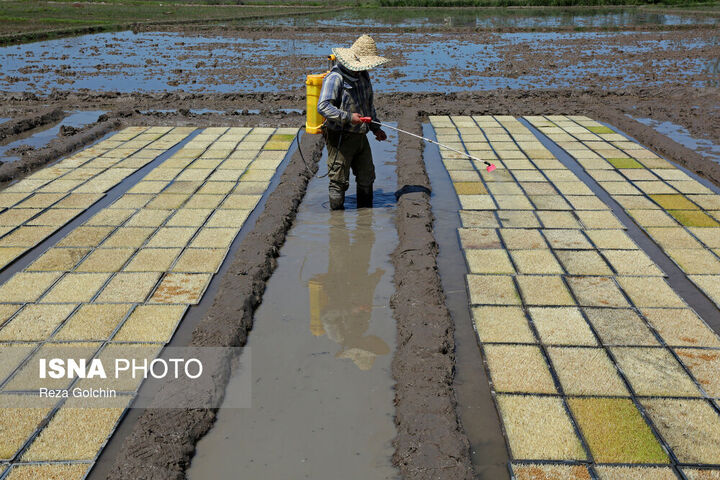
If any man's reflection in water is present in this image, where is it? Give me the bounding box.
[308,209,390,371]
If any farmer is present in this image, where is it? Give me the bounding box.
[317,35,389,210]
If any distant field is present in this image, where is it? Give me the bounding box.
[0,1,326,38]
[0,0,717,42]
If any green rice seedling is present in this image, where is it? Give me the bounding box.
[668,210,720,228]
[649,194,699,210]
[567,397,668,463]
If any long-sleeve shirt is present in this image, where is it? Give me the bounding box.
[317,64,380,135]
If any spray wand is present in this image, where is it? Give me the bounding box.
[359,117,496,172]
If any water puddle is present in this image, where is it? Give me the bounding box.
[630,115,720,166]
[188,131,399,479]
[0,118,10,125]
[0,110,105,163]
[243,7,719,28]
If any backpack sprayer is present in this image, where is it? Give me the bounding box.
[302,56,497,174]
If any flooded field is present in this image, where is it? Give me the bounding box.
[0,28,716,93]
[244,7,719,28]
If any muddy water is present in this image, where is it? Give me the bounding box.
[188,132,399,480]
[0,110,105,162]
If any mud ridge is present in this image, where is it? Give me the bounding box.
[105,132,324,480]
[390,109,474,479]
[0,116,123,185]
[0,108,64,142]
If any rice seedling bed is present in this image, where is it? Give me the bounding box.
[642,398,720,464]
[555,250,612,276]
[5,463,89,480]
[611,347,701,397]
[0,304,76,341]
[96,272,160,303]
[54,304,132,341]
[567,397,668,463]
[499,229,547,249]
[4,342,101,391]
[602,250,664,276]
[528,307,597,346]
[484,344,557,394]
[496,394,586,460]
[516,275,575,306]
[543,230,593,250]
[0,272,62,303]
[617,277,685,308]
[21,401,128,461]
[511,463,591,479]
[642,308,720,348]
[472,306,535,343]
[566,276,628,308]
[40,273,110,303]
[594,466,677,480]
[584,308,659,346]
[682,468,720,480]
[149,272,212,305]
[547,347,627,395]
[26,248,90,272]
[112,304,186,343]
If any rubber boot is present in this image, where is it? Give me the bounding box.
[357,184,373,209]
[329,191,345,210]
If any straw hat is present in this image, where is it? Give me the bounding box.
[332,35,389,72]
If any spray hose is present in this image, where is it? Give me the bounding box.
[359,117,496,172]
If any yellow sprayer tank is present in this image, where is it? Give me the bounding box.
[305,73,327,134]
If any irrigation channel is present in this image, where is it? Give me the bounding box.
[188,130,400,479]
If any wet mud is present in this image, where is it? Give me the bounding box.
[0,108,64,142]
[105,132,324,480]
[390,109,474,479]
[0,116,121,184]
